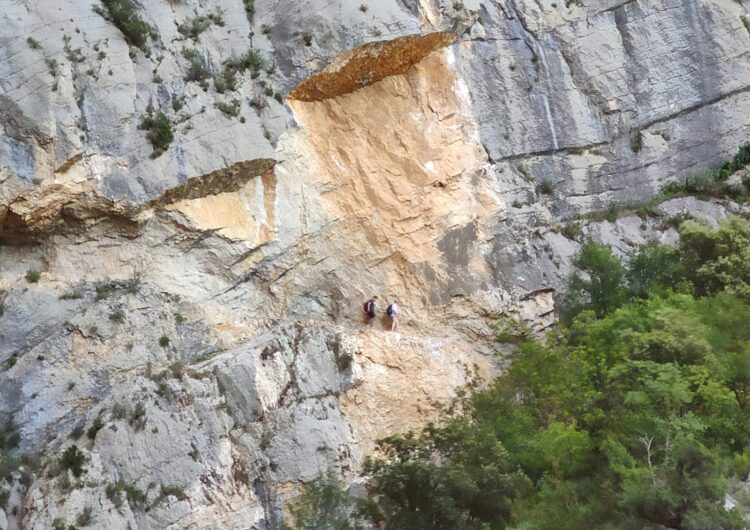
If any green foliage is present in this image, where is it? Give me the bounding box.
[214,68,238,93]
[86,416,104,440]
[60,289,83,300]
[679,218,750,300]
[583,142,750,224]
[129,401,147,430]
[169,361,184,380]
[159,335,170,347]
[216,98,240,117]
[0,418,20,452]
[109,309,125,323]
[625,244,684,299]
[243,0,255,22]
[25,268,40,283]
[140,110,174,158]
[562,218,750,325]
[364,227,750,529]
[177,15,212,41]
[537,179,554,195]
[280,472,363,530]
[182,48,212,87]
[94,0,152,51]
[226,49,266,79]
[60,445,86,477]
[559,242,626,324]
[76,506,93,526]
[106,480,147,510]
[0,486,8,509]
[335,352,353,372]
[52,519,78,530]
[153,484,187,506]
[26,36,41,49]
[95,280,117,300]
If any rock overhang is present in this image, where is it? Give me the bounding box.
[287,32,457,102]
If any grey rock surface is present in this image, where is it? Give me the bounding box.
[1,0,750,527]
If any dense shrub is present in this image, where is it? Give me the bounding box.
[94,0,152,51]
[139,111,173,158]
[60,445,86,477]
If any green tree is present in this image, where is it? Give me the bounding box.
[560,242,627,324]
[281,472,359,530]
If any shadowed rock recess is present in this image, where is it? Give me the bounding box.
[1,0,749,528]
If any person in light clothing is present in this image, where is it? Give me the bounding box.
[386,301,399,332]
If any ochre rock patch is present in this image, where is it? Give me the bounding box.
[288,32,456,102]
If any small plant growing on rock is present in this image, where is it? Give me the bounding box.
[214,69,237,93]
[109,309,125,323]
[225,48,266,79]
[60,444,86,477]
[182,48,212,83]
[169,362,184,380]
[60,289,83,300]
[159,335,170,347]
[335,352,353,372]
[7,353,18,368]
[129,401,147,430]
[561,222,581,240]
[93,0,152,52]
[86,416,104,440]
[76,506,93,526]
[26,36,41,49]
[537,179,554,195]
[158,484,187,502]
[242,0,255,22]
[178,15,212,41]
[52,518,77,530]
[216,98,240,117]
[95,280,118,300]
[139,110,174,158]
[25,269,41,283]
[260,23,271,35]
[111,402,128,420]
[106,480,146,510]
[516,164,532,181]
[630,130,643,153]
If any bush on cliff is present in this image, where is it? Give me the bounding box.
[94,0,152,52]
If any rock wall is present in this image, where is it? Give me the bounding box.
[1,0,749,528]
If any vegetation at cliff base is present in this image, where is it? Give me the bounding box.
[290,217,750,529]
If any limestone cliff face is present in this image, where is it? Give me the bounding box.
[1,0,749,528]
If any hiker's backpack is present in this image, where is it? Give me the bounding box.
[363,300,370,313]
[386,304,394,316]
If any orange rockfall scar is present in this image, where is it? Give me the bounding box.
[288,32,456,102]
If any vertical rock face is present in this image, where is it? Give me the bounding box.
[0,0,749,527]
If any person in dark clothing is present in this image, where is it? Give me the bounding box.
[364,296,378,325]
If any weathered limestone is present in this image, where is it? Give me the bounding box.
[1,0,749,528]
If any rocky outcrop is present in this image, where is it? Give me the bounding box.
[1,0,749,528]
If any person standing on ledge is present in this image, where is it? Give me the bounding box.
[386,300,399,332]
[364,296,378,326]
